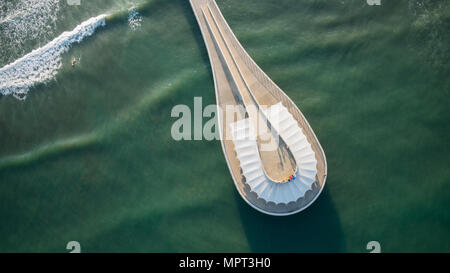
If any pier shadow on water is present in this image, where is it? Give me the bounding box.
[236,188,345,252]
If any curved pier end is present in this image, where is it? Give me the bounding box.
[190,0,327,215]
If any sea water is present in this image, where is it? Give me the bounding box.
[0,0,448,252]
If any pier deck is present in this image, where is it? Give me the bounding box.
[190,0,327,215]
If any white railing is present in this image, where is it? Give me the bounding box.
[209,1,327,172]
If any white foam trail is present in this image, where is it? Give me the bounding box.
[0,14,107,100]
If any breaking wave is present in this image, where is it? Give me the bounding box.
[0,0,61,65]
[0,14,107,100]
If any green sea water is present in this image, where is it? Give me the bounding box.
[0,0,449,252]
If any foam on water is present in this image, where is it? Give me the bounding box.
[0,0,61,65]
[0,14,107,100]
[128,8,143,31]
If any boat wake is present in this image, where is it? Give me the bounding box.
[0,14,107,100]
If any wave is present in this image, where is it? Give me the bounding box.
[0,69,200,170]
[0,14,107,100]
[0,133,100,171]
[0,0,61,65]
[128,7,143,30]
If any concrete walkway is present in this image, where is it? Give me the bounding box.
[190,0,327,215]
